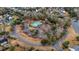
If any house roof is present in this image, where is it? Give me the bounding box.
[0,37,7,43]
[73,46,79,51]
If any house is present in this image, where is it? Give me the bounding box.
[23,20,52,39]
[72,46,79,51]
[0,36,9,47]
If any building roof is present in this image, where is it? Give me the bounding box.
[0,37,8,43]
[73,46,79,51]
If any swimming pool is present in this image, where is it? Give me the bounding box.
[31,21,42,27]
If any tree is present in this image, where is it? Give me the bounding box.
[35,49,40,51]
[9,46,15,51]
[31,30,38,37]
[28,47,35,51]
[41,39,49,46]
[60,31,67,37]
[46,33,57,45]
[51,37,57,45]
[0,8,7,15]
[11,19,22,25]
[62,41,70,49]
[64,8,77,17]
[51,49,54,51]
[13,11,24,17]
[76,36,79,41]
[64,21,71,29]
[7,35,16,40]
[0,31,5,35]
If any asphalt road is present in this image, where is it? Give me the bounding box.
[71,19,79,34]
[71,19,79,51]
[10,26,42,46]
[53,34,67,51]
[10,26,68,50]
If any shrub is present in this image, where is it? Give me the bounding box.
[76,36,79,41]
[28,47,35,51]
[41,39,49,46]
[0,31,5,35]
[9,46,15,51]
[62,41,70,49]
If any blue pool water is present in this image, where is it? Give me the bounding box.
[31,21,42,27]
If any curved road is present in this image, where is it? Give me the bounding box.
[13,26,68,50]
[10,26,68,50]
[10,26,42,46]
[53,34,67,51]
[11,25,73,51]
[53,19,79,51]
[71,19,79,34]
